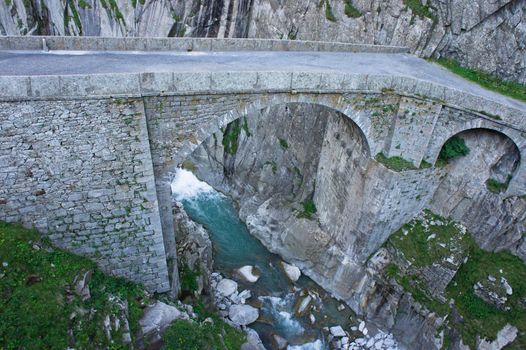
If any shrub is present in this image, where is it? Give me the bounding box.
[344,0,362,18]
[325,0,337,22]
[438,136,470,163]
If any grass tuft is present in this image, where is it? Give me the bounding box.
[432,58,526,102]
[375,152,416,172]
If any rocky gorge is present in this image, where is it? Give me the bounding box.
[174,102,526,349]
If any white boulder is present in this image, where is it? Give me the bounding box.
[217,278,238,297]
[229,304,259,326]
[237,265,261,283]
[330,325,346,337]
[281,261,301,282]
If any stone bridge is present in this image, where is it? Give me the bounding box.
[0,36,525,293]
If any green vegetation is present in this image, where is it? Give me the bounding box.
[486,177,509,194]
[446,245,526,348]
[403,0,437,24]
[179,261,200,295]
[388,210,472,268]
[181,160,198,173]
[325,0,337,22]
[100,0,125,22]
[477,110,502,121]
[419,160,432,169]
[432,58,526,102]
[222,118,251,155]
[298,199,317,219]
[375,152,416,171]
[437,135,470,164]
[344,0,362,18]
[278,138,289,150]
[0,221,148,349]
[385,210,526,348]
[264,160,278,174]
[162,316,245,350]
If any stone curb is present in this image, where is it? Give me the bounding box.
[0,36,410,53]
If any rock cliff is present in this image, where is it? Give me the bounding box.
[185,102,526,348]
[0,0,524,84]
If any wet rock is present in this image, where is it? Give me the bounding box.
[281,261,301,282]
[217,278,238,297]
[272,334,288,349]
[242,327,266,350]
[294,294,312,316]
[73,270,92,302]
[237,265,261,283]
[228,304,259,326]
[330,325,346,337]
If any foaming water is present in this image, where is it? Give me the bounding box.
[287,339,324,350]
[171,168,214,201]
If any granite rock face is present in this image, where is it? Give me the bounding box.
[1,0,524,83]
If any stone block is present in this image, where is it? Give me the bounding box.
[257,72,292,90]
[0,76,30,98]
[174,72,211,92]
[210,72,258,91]
[140,72,174,94]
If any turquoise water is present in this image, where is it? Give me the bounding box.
[172,169,355,349]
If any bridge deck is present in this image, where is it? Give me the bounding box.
[0,50,524,112]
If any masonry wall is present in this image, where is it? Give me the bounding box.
[0,97,169,292]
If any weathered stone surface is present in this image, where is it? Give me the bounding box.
[228,304,259,326]
[477,324,518,350]
[139,301,189,337]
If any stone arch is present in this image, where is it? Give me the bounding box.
[428,124,525,196]
[170,93,375,168]
[149,94,376,293]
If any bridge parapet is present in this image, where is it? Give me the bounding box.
[0,36,410,54]
[0,71,524,132]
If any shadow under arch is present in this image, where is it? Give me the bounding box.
[436,127,522,192]
[168,95,375,170]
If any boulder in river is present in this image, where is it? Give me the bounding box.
[272,334,288,349]
[216,278,238,297]
[281,261,301,282]
[237,265,261,283]
[229,304,259,326]
[330,325,346,337]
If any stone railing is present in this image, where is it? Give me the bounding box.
[0,36,410,53]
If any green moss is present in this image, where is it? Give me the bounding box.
[403,0,437,24]
[419,160,432,169]
[432,58,526,102]
[162,316,245,350]
[344,0,362,18]
[264,160,277,174]
[222,119,251,155]
[438,136,470,163]
[325,0,337,22]
[0,221,148,349]
[298,199,317,219]
[486,178,509,194]
[278,138,289,150]
[477,110,502,121]
[375,152,416,171]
